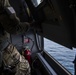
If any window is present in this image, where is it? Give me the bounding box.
[31,0,43,7]
[44,38,76,75]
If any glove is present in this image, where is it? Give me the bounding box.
[16,22,30,34]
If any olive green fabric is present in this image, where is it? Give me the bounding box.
[2,0,10,7]
[0,0,30,53]
[0,13,30,34]
[0,31,10,67]
[0,0,30,34]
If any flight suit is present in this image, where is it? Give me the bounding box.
[3,44,31,75]
[0,0,31,75]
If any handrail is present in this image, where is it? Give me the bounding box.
[37,53,57,75]
[43,50,72,75]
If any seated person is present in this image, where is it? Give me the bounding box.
[0,0,31,75]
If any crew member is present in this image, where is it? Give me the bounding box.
[0,0,31,75]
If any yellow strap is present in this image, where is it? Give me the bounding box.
[26,7,31,17]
